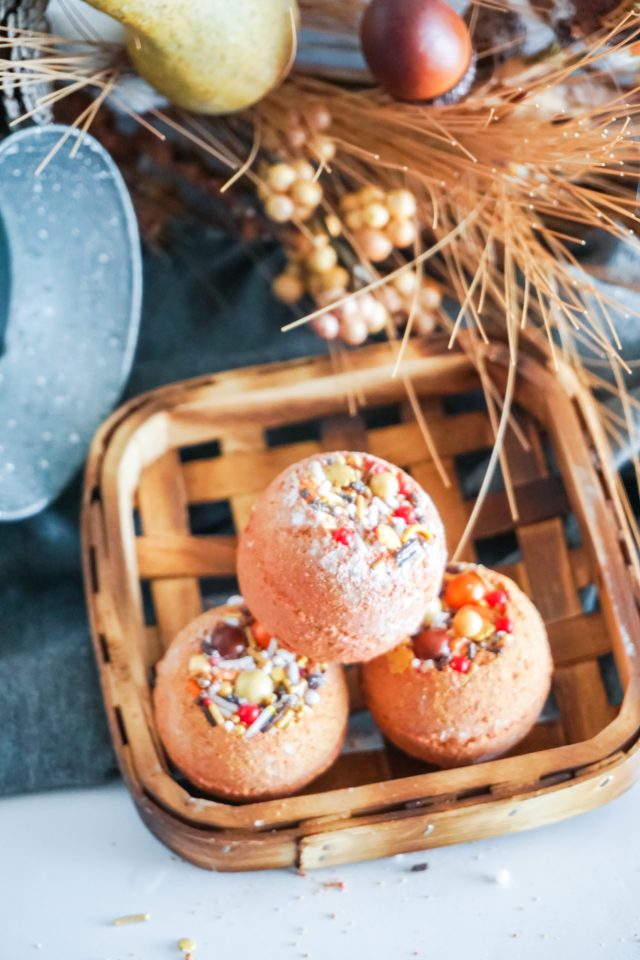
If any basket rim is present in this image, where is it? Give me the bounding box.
[82,338,640,835]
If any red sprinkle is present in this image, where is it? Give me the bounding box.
[393,504,418,525]
[449,656,471,674]
[237,703,261,725]
[332,526,354,547]
[495,616,514,634]
[486,589,509,608]
[365,459,386,476]
[200,697,212,707]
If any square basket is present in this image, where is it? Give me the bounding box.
[82,337,640,871]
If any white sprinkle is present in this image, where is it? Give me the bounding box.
[288,662,301,684]
[304,689,320,706]
[310,461,326,484]
[211,695,237,717]
[218,656,255,670]
[492,868,512,887]
[226,594,244,606]
[245,707,274,739]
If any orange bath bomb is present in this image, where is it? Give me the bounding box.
[363,565,553,767]
[237,451,447,663]
[154,604,348,800]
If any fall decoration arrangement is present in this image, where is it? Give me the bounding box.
[1,0,639,552]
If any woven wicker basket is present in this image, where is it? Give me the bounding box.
[82,337,640,871]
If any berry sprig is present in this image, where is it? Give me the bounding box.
[340,186,419,262]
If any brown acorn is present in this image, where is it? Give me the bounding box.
[360,0,476,103]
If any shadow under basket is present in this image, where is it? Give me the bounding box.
[82,338,640,871]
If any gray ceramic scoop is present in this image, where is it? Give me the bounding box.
[0,124,141,520]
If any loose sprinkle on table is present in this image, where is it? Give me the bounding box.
[113,913,150,926]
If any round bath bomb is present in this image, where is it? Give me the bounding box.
[154,603,348,800]
[237,451,447,663]
[363,564,553,767]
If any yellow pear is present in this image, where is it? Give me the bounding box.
[84,0,299,114]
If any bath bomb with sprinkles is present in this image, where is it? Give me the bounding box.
[363,564,553,767]
[237,451,447,663]
[154,603,348,800]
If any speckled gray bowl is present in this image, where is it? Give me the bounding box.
[0,124,141,520]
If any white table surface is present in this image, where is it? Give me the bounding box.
[2,778,639,960]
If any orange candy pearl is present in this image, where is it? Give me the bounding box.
[444,571,486,609]
[251,620,272,649]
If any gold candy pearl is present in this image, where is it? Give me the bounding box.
[218,681,233,697]
[272,272,305,305]
[307,244,338,274]
[265,194,295,223]
[387,189,417,219]
[234,669,274,703]
[266,162,297,193]
[370,471,400,501]
[452,606,486,640]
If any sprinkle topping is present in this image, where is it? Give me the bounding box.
[399,563,515,676]
[188,604,328,737]
[293,452,434,567]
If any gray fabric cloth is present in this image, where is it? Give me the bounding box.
[0,220,320,795]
